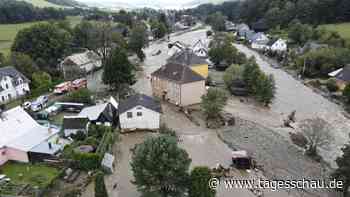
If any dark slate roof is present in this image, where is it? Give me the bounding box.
[335,65,350,82]
[62,117,89,130]
[119,94,161,114]
[167,48,207,66]
[0,66,30,83]
[151,63,205,84]
[251,19,269,32]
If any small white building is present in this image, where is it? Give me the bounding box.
[119,94,161,132]
[268,38,287,52]
[62,116,89,137]
[251,33,270,50]
[0,67,30,104]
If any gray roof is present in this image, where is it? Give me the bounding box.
[62,117,89,130]
[0,66,30,83]
[335,65,350,82]
[167,48,207,66]
[151,63,205,84]
[119,94,161,114]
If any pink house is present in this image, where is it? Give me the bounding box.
[0,107,61,166]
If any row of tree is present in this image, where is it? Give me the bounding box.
[188,0,350,29]
[0,0,68,24]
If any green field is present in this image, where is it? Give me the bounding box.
[320,23,350,40]
[0,16,82,55]
[20,0,64,8]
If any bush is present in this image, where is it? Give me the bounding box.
[73,152,101,171]
[95,171,108,197]
[63,88,93,104]
[70,130,87,141]
[326,78,338,92]
[96,131,116,157]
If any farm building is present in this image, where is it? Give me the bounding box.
[151,63,206,106]
[0,107,62,166]
[62,116,89,137]
[0,66,30,104]
[119,94,161,132]
[60,50,102,80]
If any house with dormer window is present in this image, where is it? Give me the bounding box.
[0,66,30,104]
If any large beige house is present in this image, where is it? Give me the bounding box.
[151,63,206,106]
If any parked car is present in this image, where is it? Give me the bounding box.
[31,95,49,112]
[22,101,31,110]
[72,78,87,90]
[54,81,72,94]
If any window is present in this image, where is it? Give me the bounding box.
[1,96,4,102]
[127,112,133,118]
[137,112,142,117]
[5,84,8,89]
[8,94,11,99]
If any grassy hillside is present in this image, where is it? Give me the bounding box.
[320,23,350,40]
[0,16,82,56]
[19,0,64,8]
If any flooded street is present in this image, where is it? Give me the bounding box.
[233,43,350,166]
[88,28,342,197]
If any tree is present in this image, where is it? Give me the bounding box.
[31,71,52,95]
[255,74,276,106]
[95,171,108,197]
[242,59,261,94]
[206,12,225,32]
[12,23,72,71]
[102,48,135,93]
[223,64,244,88]
[189,166,216,197]
[201,88,228,121]
[131,136,191,197]
[5,52,38,79]
[208,34,243,66]
[332,135,350,197]
[299,118,334,156]
[152,22,168,39]
[129,24,148,61]
[288,22,313,45]
[343,84,350,104]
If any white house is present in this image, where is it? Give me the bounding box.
[268,38,288,52]
[60,50,102,79]
[0,107,61,166]
[251,33,269,50]
[0,67,30,104]
[119,94,161,132]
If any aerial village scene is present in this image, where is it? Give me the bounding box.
[0,0,350,197]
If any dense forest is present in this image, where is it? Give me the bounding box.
[188,0,350,28]
[0,0,68,23]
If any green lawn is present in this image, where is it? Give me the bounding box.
[0,162,60,188]
[320,23,350,40]
[20,0,64,8]
[0,16,82,55]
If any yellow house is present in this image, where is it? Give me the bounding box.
[167,48,208,78]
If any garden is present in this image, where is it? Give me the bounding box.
[0,162,60,195]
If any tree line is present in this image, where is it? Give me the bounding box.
[0,0,69,24]
[188,0,350,28]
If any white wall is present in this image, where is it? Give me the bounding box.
[0,76,29,103]
[120,105,160,131]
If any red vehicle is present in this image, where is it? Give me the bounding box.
[54,81,72,94]
[72,78,87,90]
